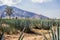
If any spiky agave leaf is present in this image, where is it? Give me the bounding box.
[18,27,26,40]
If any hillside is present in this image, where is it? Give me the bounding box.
[0,5,49,19]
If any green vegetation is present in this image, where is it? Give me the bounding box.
[0,19,60,33]
[43,22,60,40]
[0,19,60,40]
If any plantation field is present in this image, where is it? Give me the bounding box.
[0,19,60,40]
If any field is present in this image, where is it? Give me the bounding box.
[0,18,60,40]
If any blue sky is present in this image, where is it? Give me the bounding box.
[0,0,60,19]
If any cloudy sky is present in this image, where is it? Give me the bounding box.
[0,0,60,19]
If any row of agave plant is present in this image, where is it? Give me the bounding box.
[18,20,60,40]
[0,19,60,40]
[0,18,29,40]
[18,21,60,40]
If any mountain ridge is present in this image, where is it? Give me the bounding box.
[0,5,49,19]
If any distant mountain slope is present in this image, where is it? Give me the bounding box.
[0,5,49,19]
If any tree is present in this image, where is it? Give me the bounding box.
[5,6,13,19]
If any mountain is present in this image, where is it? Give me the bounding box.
[0,5,49,19]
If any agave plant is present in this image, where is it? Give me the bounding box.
[18,27,26,40]
[42,21,60,40]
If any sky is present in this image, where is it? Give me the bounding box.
[0,0,60,19]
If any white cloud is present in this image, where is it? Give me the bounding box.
[0,0,22,6]
[31,0,52,3]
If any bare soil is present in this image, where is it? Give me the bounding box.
[3,29,52,40]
